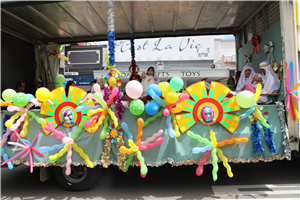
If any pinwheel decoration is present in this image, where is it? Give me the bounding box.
[286,61,300,121]
[39,86,95,135]
[46,44,69,61]
[1,130,43,173]
[187,130,248,181]
[39,121,94,175]
[119,118,164,178]
[176,81,241,134]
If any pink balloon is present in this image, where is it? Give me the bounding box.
[163,108,170,116]
[246,84,255,94]
[93,83,101,94]
[125,80,143,99]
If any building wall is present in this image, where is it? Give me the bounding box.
[1,31,35,92]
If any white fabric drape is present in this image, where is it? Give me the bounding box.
[235,65,256,93]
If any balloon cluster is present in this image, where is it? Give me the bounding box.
[119,118,164,178]
[56,74,67,88]
[187,130,248,181]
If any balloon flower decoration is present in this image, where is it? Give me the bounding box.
[146,77,189,138]
[236,84,276,154]
[187,130,248,181]
[39,122,94,175]
[37,86,94,135]
[1,130,43,173]
[46,44,69,61]
[1,89,45,142]
[176,81,241,134]
[119,118,164,178]
[286,61,300,121]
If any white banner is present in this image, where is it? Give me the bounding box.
[115,36,214,62]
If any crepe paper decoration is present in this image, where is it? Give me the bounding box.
[251,34,260,54]
[39,86,94,135]
[106,124,123,144]
[38,121,94,174]
[176,81,241,134]
[1,130,43,173]
[264,41,275,63]
[187,130,248,181]
[119,118,164,178]
[46,45,69,61]
[244,54,251,65]
[285,61,300,121]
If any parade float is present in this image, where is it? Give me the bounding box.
[1,0,298,191]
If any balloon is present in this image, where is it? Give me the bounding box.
[56,74,65,83]
[236,91,256,108]
[125,80,143,99]
[26,93,35,101]
[63,81,67,88]
[36,87,51,102]
[170,77,184,91]
[2,89,16,102]
[165,91,179,104]
[12,93,29,107]
[129,99,144,115]
[145,101,160,115]
[159,82,171,96]
[147,84,162,97]
[246,84,255,94]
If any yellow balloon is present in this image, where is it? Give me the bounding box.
[165,91,178,104]
[159,82,172,97]
[36,87,51,102]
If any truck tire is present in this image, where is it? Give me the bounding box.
[54,165,98,191]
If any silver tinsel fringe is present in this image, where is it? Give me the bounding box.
[275,101,291,160]
[107,0,115,32]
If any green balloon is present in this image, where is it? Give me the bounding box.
[2,89,16,103]
[129,99,145,115]
[13,93,29,107]
[236,91,256,108]
[56,74,65,84]
[170,77,184,91]
[56,83,63,88]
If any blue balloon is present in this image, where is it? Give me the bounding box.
[145,101,160,115]
[26,93,35,101]
[147,84,162,97]
[63,81,67,88]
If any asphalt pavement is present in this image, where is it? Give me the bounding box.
[1,154,300,200]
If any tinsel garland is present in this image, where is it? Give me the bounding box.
[107,31,115,67]
[107,0,115,32]
[130,37,136,74]
[117,138,126,170]
[2,114,12,146]
[263,121,277,154]
[275,101,291,160]
[251,122,264,154]
[101,139,111,168]
[116,87,124,121]
[103,87,109,102]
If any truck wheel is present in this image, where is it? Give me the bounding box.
[54,165,98,191]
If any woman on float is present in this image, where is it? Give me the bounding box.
[235,65,256,93]
[256,61,281,104]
